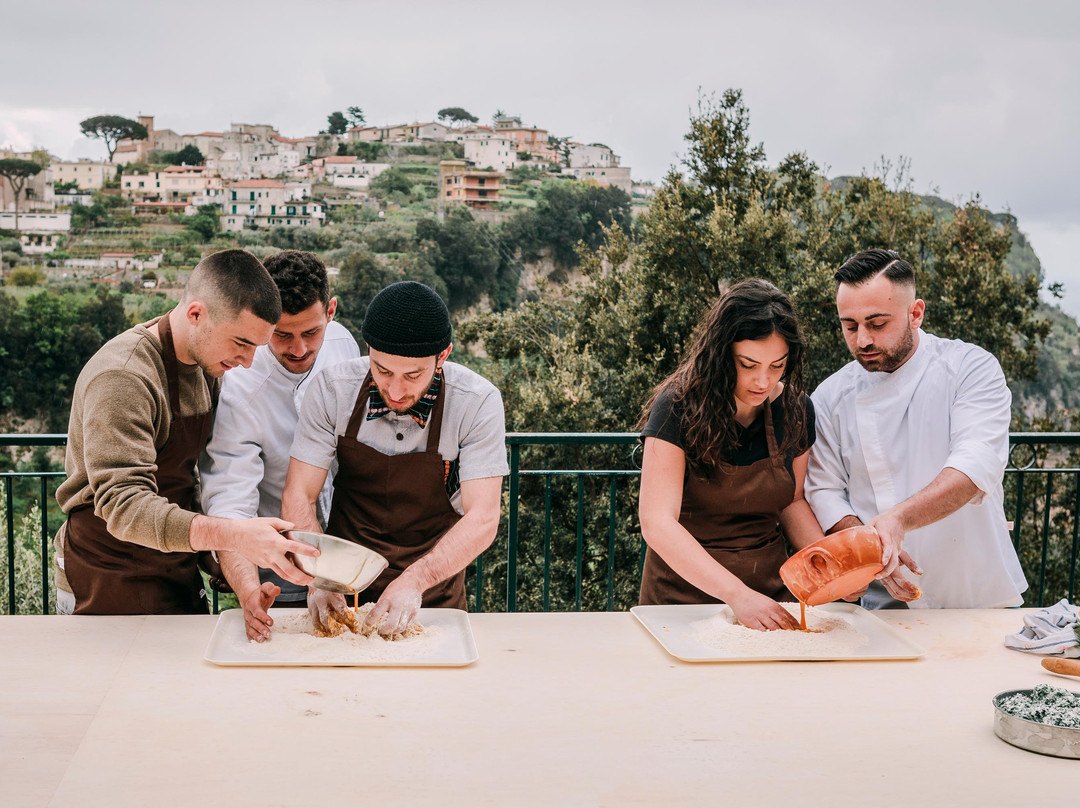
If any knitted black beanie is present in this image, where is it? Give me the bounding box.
[362,281,452,357]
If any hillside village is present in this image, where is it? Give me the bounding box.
[0,109,647,276]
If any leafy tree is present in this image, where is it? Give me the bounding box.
[492,109,506,125]
[0,238,22,268]
[437,107,479,127]
[187,204,220,242]
[79,115,148,162]
[0,288,129,428]
[547,135,572,167]
[0,159,43,230]
[326,111,349,136]
[348,141,386,162]
[346,106,366,128]
[174,144,204,166]
[369,167,415,198]
[415,207,501,312]
[332,245,455,340]
[500,181,632,271]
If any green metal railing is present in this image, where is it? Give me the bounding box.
[4,432,1080,614]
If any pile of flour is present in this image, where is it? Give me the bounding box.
[252,612,444,663]
[691,604,869,656]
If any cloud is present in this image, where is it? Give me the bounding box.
[0,107,106,159]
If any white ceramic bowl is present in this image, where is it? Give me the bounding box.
[992,688,1080,759]
[286,530,389,595]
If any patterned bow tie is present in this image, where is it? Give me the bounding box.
[366,369,442,428]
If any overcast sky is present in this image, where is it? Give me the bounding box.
[4,0,1079,314]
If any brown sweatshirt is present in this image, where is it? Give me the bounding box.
[55,318,220,582]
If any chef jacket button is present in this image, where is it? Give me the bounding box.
[396,432,404,441]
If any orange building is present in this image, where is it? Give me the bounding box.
[438,161,502,210]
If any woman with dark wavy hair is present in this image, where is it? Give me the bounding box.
[637,278,825,630]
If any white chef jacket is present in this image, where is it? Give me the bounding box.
[805,330,1027,609]
[199,320,360,600]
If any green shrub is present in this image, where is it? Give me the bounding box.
[10,268,44,286]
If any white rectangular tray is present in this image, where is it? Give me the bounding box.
[630,602,926,662]
[204,607,479,667]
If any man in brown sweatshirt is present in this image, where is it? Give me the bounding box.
[54,249,317,614]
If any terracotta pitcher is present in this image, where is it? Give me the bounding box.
[779,526,884,606]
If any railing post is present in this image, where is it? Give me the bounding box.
[1072,472,1080,603]
[40,476,49,615]
[1012,473,1025,553]
[1039,473,1053,606]
[5,479,14,616]
[543,477,552,612]
[606,477,617,612]
[507,444,520,612]
[575,475,584,611]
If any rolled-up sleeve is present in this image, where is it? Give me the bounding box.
[805,387,857,531]
[290,373,341,471]
[457,387,509,481]
[944,350,1010,505]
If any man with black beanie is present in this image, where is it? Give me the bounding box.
[282,281,508,636]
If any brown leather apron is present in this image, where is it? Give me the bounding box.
[64,314,213,615]
[639,402,797,605]
[325,372,465,609]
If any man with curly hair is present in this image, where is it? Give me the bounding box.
[200,250,360,639]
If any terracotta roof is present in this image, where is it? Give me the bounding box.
[229,179,286,188]
[325,156,357,163]
[163,165,207,172]
[192,132,223,137]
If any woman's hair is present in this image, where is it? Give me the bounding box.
[639,278,808,474]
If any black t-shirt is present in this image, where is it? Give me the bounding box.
[640,388,816,479]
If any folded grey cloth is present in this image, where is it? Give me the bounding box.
[1004,598,1080,657]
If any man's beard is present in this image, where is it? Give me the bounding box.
[854,327,915,372]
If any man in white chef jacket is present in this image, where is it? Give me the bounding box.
[805,248,1027,609]
[199,250,360,639]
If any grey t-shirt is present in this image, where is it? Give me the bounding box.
[290,358,509,513]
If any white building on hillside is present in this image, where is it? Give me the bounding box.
[0,212,70,253]
[561,165,633,195]
[211,123,311,181]
[568,142,619,169]
[51,159,115,191]
[348,121,449,142]
[220,179,325,231]
[463,136,517,172]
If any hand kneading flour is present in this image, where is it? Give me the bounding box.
[692,604,869,656]
[252,606,443,663]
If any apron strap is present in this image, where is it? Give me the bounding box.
[763,397,780,457]
[157,311,183,417]
[425,369,447,453]
[344,371,373,441]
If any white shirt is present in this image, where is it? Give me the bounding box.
[805,330,1027,609]
[289,357,509,515]
[199,321,360,598]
